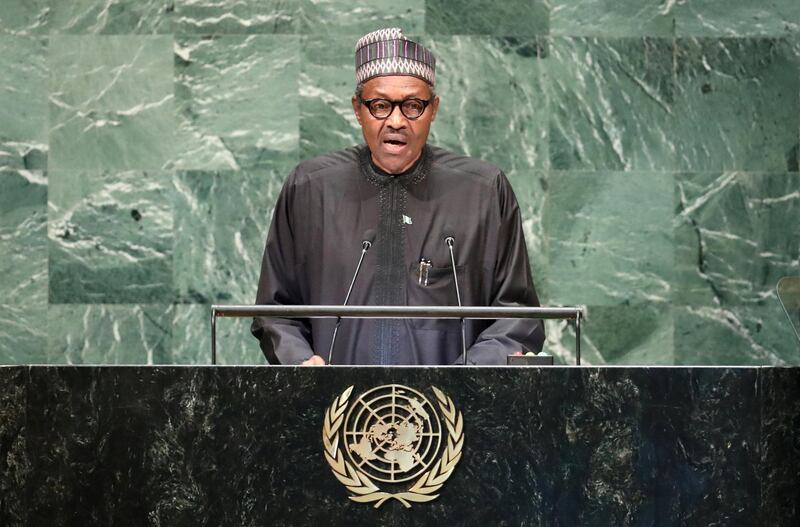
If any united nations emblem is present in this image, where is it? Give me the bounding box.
[322,384,464,508]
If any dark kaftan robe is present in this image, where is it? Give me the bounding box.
[251,144,545,365]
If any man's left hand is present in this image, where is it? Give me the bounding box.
[302,355,326,366]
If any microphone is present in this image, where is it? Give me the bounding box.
[443,226,468,364]
[327,229,376,364]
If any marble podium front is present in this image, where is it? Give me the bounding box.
[1,366,797,526]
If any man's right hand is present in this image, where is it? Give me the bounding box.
[302,355,326,366]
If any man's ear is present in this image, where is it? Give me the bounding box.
[430,95,440,122]
[352,96,363,126]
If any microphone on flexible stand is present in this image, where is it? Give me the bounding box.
[443,226,468,365]
[327,229,376,365]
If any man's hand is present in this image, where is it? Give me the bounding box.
[301,355,326,366]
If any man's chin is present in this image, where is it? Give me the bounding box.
[373,152,420,175]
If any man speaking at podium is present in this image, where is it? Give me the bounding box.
[252,28,544,365]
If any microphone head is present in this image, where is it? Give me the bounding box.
[362,229,376,250]
[443,224,456,246]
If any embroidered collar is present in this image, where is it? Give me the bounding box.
[358,144,431,187]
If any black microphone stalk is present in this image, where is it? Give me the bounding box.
[444,230,468,364]
[327,230,375,364]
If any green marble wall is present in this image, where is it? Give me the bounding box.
[1,0,798,365]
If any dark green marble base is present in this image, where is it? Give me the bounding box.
[1,366,798,526]
[0,367,25,526]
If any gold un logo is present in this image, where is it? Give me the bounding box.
[322,384,464,508]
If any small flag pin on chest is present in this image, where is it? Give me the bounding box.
[402,215,413,225]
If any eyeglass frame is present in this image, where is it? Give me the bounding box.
[358,97,432,120]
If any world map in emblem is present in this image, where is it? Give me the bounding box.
[343,384,442,483]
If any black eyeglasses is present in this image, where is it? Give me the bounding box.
[359,98,431,120]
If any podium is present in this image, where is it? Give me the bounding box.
[1,365,798,525]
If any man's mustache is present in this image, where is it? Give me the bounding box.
[382,129,409,140]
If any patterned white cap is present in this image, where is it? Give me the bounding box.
[355,28,436,85]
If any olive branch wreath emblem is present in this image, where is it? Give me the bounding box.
[322,385,464,508]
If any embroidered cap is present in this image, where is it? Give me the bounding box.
[355,28,436,86]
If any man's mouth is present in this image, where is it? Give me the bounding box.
[382,137,408,153]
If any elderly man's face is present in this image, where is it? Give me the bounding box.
[352,75,439,174]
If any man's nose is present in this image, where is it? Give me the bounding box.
[385,104,406,128]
